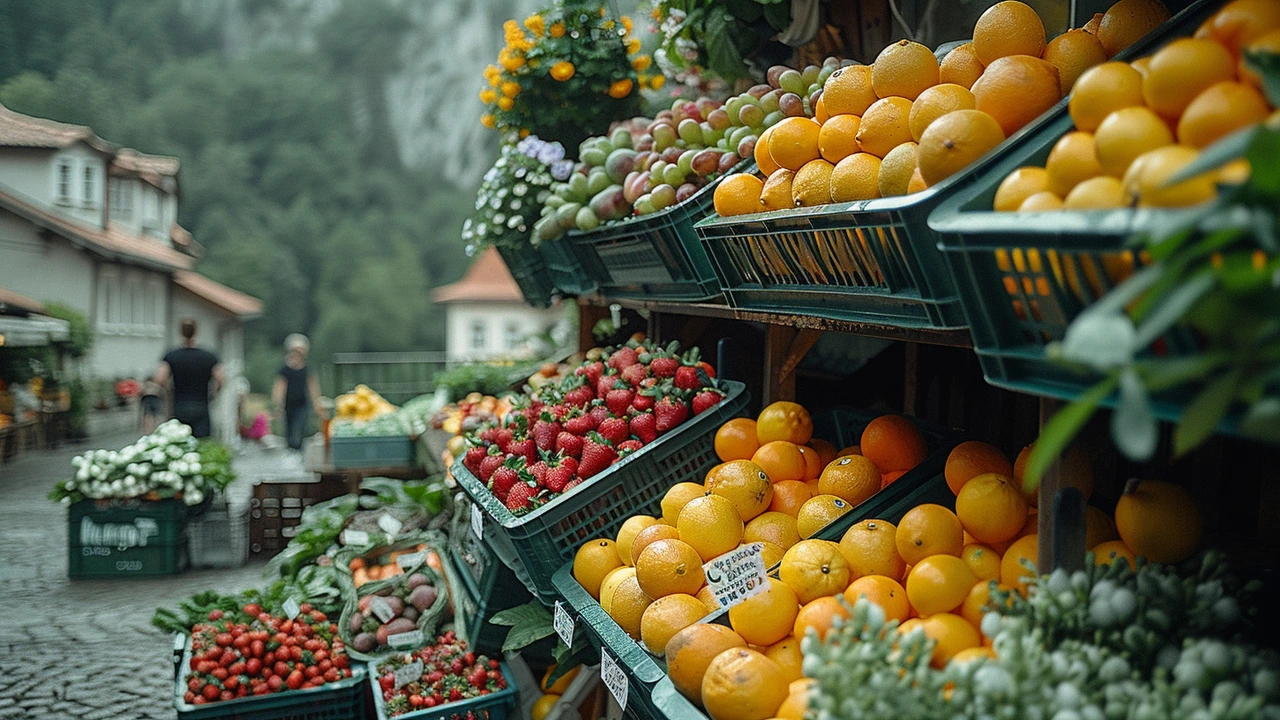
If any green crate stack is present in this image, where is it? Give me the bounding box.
[496,244,559,308]
[447,501,535,655]
[68,498,186,578]
[331,435,417,469]
[541,235,597,296]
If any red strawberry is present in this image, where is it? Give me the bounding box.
[654,396,690,434]
[563,411,597,435]
[692,389,725,415]
[508,436,537,465]
[581,360,605,388]
[490,461,522,500]
[478,426,500,444]
[505,482,536,512]
[527,460,549,487]
[556,431,584,458]
[563,477,583,492]
[545,463,574,493]
[629,413,657,444]
[479,451,505,482]
[563,382,594,409]
[588,402,612,426]
[674,365,705,391]
[606,386,635,416]
[463,444,487,473]
[698,361,716,378]
[618,439,644,454]
[578,433,618,479]
[621,363,648,387]
[493,428,514,453]
[561,456,579,476]
[597,372,620,398]
[607,347,638,370]
[649,355,679,378]
[598,417,630,446]
[533,413,562,452]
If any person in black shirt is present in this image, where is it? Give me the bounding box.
[272,334,324,451]
[154,319,224,438]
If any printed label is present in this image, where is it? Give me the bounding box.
[703,543,768,609]
[470,506,484,540]
[397,551,427,570]
[370,596,396,623]
[342,529,370,546]
[387,629,425,650]
[378,513,403,536]
[554,601,575,649]
[394,660,424,689]
[601,649,627,711]
[78,517,159,550]
[282,597,301,619]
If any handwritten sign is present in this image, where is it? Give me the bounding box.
[394,660,424,689]
[342,529,370,546]
[370,596,396,623]
[397,551,427,570]
[470,507,484,539]
[600,649,627,711]
[702,543,768,609]
[378,513,403,537]
[554,601,575,649]
[388,629,425,650]
[282,597,301,619]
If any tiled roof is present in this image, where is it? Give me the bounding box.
[432,246,526,303]
[112,148,179,176]
[0,103,114,153]
[0,286,45,316]
[173,271,263,318]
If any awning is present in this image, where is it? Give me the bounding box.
[0,314,70,348]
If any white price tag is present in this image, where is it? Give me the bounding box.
[378,513,403,536]
[394,659,424,689]
[388,629,425,650]
[600,649,628,711]
[397,551,427,570]
[370,596,396,623]
[342,529,370,546]
[282,597,301,619]
[554,601,575,649]
[470,506,484,540]
[703,543,768,610]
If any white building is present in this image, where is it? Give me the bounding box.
[0,103,261,390]
[432,247,564,362]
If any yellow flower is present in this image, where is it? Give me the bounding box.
[626,37,641,54]
[497,96,514,111]
[621,16,633,35]
[519,128,531,138]
[483,64,500,80]
[549,22,565,38]
[500,51,525,72]
[524,14,545,36]
[651,8,661,21]
[650,74,666,90]
[632,54,651,72]
[513,38,534,52]
[608,78,634,99]
[501,81,520,98]
[599,7,606,16]
[550,61,575,81]
[481,114,496,128]
[603,19,615,30]
[488,73,501,87]
[479,89,498,103]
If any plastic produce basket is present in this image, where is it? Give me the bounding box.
[447,502,535,654]
[566,162,755,301]
[369,660,518,720]
[68,498,187,578]
[454,380,749,604]
[331,435,416,469]
[497,243,558,308]
[188,494,250,569]
[541,235,597,297]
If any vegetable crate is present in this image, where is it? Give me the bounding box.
[250,477,348,555]
[331,435,417,469]
[541,235,596,297]
[447,501,535,655]
[566,164,755,301]
[188,494,250,569]
[67,498,186,578]
[369,661,518,720]
[496,244,558,309]
[454,380,749,605]
[174,639,369,720]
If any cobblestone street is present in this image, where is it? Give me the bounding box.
[0,429,290,720]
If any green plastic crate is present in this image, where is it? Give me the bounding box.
[331,435,416,469]
[369,660,518,720]
[541,235,597,296]
[454,380,749,605]
[68,498,187,578]
[496,244,558,308]
[69,543,185,577]
[565,162,755,301]
[447,505,534,655]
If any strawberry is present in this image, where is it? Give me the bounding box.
[598,417,630,447]
[649,354,679,378]
[597,372,620,398]
[493,427,514,453]
[505,482,537,512]
[527,460,549,487]
[508,436,537,465]
[618,439,644,454]
[544,463,574,493]
[479,450,505,482]
[674,365,706,391]
[578,433,618,479]
[580,360,605,388]
[692,388,725,415]
[588,402,612,426]
[621,362,648,387]
[532,412,562,452]
[478,426,500,444]
[630,413,657,444]
[563,411,597,435]
[463,444,487,473]
[654,396,689,434]
[607,346,638,370]
[563,477,583,492]
[561,456,579,476]
[606,386,635,416]
[490,460,522,500]
[698,360,716,378]
[556,431,584,458]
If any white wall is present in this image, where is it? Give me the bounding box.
[108,177,142,235]
[49,145,108,229]
[90,264,169,379]
[0,147,53,203]
[0,207,96,313]
[443,301,563,362]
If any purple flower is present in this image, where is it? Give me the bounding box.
[537,142,566,165]
[551,159,574,181]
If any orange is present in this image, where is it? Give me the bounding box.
[774,678,817,720]
[1122,145,1216,208]
[922,613,981,667]
[779,539,851,603]
[1114,479,1202,564]
[1177,81,1270,149]
[769,480,813,516]
[662,482,707,526]
[951,646,997,664]
[600,566,636,615]
[757,401,814,445]
[630,523,682,565]
[972,1,1048,65]
[1045,131,1102,197]
[860,415,928,474]
[906,554,978,616]
[1241,29,1280,87]
[796,445,822,481]
[759,168,796,211]
[792,158,836,207]
[1130,56,1152,77]
[993,166,1051,211]
[838,518,907,580]
[856,97,915,158]
[822,65,878,117]
[666,624,748,705]
[701,648,789,720]
[636,538,707,598]
[609,575,654,639]
[715,174,765,217]
[1000,534,1039,595]
[972,56,1062,137]
[1084,505,1120,550]
[872,39,941,100]
[882,470,908,487]
[808,438,838,466]
[1092,539,1137,570]
[1143,39,1236,120]
[753,441,807,484]
[837,445,862,457]
[815,96,830,124]
[940,43,985,89]
[1204,0,1280,56]
[759,540,786,569]
[955,473,1029,545]
[1094,106,1173,177]
[944,441,1013,494]
[762,637,804,683]
[818,114,863,164]
[574,539,623,599]
[1064,176,1127,209]
[1043,28,1108,93]
[829,153,882,202]
[896,503,964,565]
[755,125,781,176]
[541,664,580,694]
[806,477,822,496]
[878,141,920,197]
[793,596,851,641]
[959,579,994,629]
[1012,443,1094,505]
[1083,12,1104,35]
[532,694,559,720]
[715,418,760,462]
[697,585,722,613]
[817,454,883,505]
[1018,191,1064,211]
[707,459,775,521]
[960,544,1002,582]
[843,575,910,622]
[617,515,661,567]
[1069,62,1145,133]
[641,593,710,655]
[729,578,800,646]
[745,511,802,550]
[907,166,928,193]
[769,117,823,171]
[678,494,745,562]
[795,494,854,539]
[898,617,925,636]
[1098,0,1172,57]
[909,84,977,142]
[917,109,1006,185]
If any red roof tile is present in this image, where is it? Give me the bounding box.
[0,286,45,316]
[432,246,525,303]
[0,103,113,153]
[173,271,263,318]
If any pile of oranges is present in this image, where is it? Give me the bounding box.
[713,0,1173,216]
[993,0,1280,211]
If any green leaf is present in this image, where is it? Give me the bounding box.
[1174,367,1243,456]
[1089,262,1164,317]
[726,0,763,23]
[1165,125,1258,186]
[761,1,791,29]
[1023,372,1121,492]
[1243,49,1280,108]
[1238,396,1280,444]
[1244,124,1280,197]
[491,601,556,652]
[705,10,747,79]
[1138,351,1228,392]
[1131,271,1215,349]
[1252,206,1278,252]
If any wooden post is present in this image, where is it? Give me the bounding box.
[576,299,609,352]
[1036,397,1087,572]
[763,325,821,405]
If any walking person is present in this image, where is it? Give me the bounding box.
[272,334,325,454]
[154,319,224,438]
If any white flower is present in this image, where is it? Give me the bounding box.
[66,481,76,491]
[167,445,184,459]
[110,480,124,494]
[186,489,204,505]
[183,452,200,464]
[189,462,202,475]
[76,468,89,482]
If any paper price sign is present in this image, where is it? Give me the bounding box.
[378,513,403,536]
[282,597,301,619]
[394,660,423,689]
[553,601,575,649]
[470,507,484,539]
[370,596,396,623]
[600,649,628,711]
[342,529,370,546]
[388,629,425,650]
[397,551,427,570]
[702,543,768,609]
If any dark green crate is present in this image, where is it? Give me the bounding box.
[496,244,558,308]
[331,435,417,469]
[541,235,596,296]
[68,498,186,546]
[369,660,517,720]
[69,542,185,577]
[454,380,749,605]
[447,512,534,655]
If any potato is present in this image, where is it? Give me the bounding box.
[352,633,377,653]
[402,606,420,623]
[348,613,364,634]
[382,596,405,617]
[408,585,438,612]
[376,618,418,646]
[406,573,431,590]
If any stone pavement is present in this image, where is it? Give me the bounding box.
[0,431,303,720]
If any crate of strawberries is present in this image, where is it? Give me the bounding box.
[370,630,516,720]
[452,340,749,604]
[174,602,367,720]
